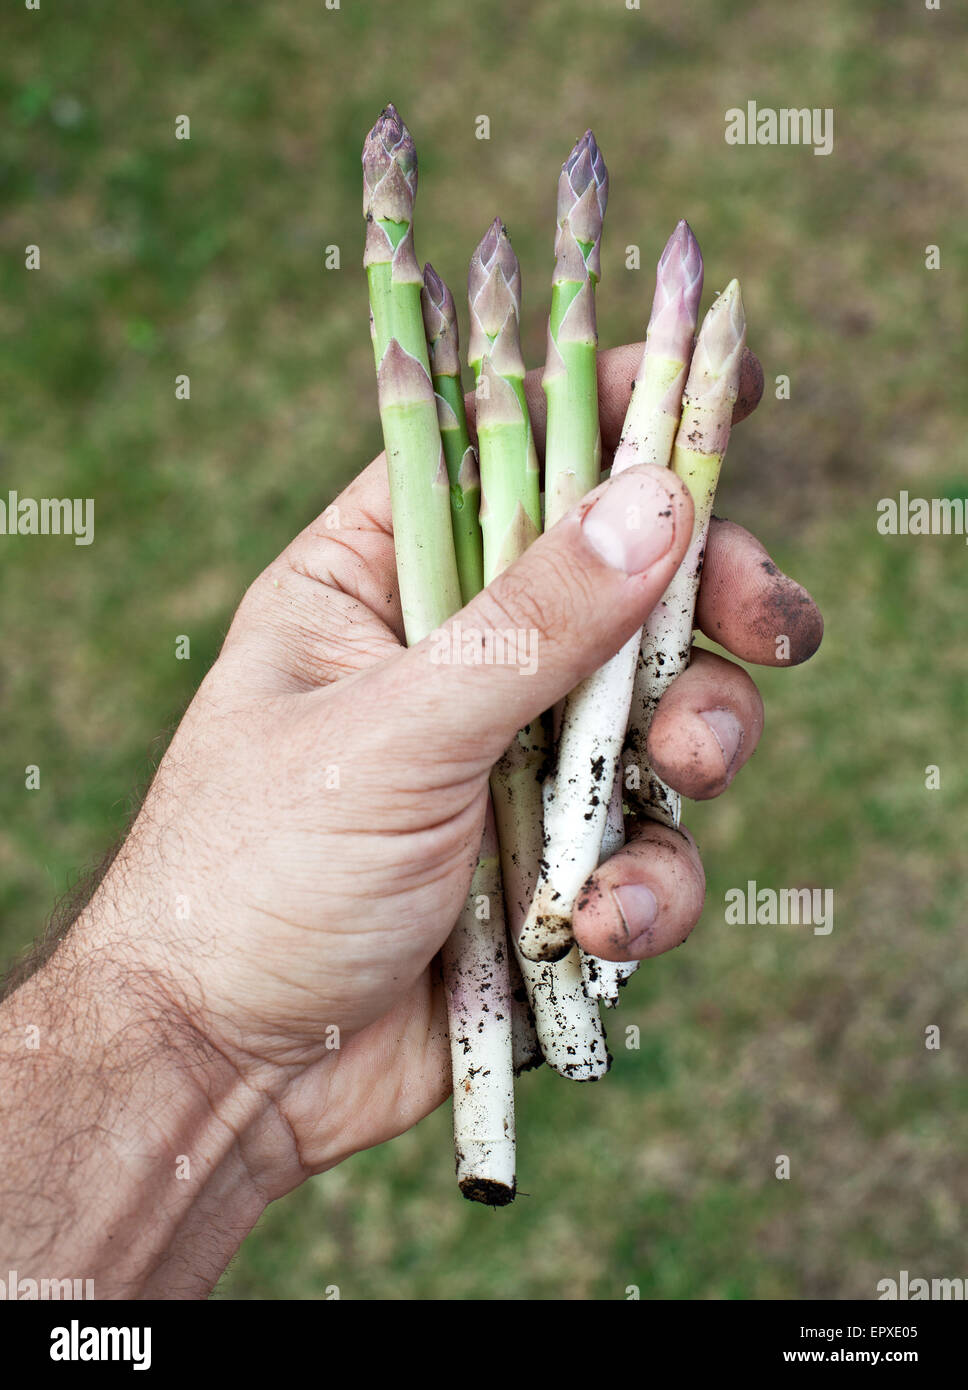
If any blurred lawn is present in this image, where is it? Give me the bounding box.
[2,0,967,1299]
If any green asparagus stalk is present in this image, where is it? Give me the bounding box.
[363,107,516,1203]
[624,279,747,817]
[469,218,609,1081]
[467,218,542,569]
[421,263,485,604]
[363,104,462,642]
[542,130,609,529]
[523,222,704,960]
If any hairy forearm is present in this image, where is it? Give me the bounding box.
[0,900,287,1299]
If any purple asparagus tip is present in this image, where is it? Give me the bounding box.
[423,261,448,311]
[469,218,520,301]
[422,262,461,375]
[554,131,608,285]
[362,103,417,222]
[478,215,507,267]
[467,219,523,367]
[659,220,702,279]
[560,129,609,217]
[378,103,404,141]
[565,131,608,197]
[646,220,705,358]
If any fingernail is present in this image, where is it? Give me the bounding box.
[612,884,659,947]
[582,470,678,573]
[699,707,743,775]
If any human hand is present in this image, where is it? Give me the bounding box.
[73,342,821,1188]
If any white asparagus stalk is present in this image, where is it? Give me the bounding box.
[469,218,609,1081]
[507,944,543,1074]
[495,748,610,1080]
[580,760,639,1006]
[488,704,608,1079]
[624,278,747,815]
[442,804,516,1203]
[523,948,610,1078]
[520,222,704,957]
[526,631,639,960]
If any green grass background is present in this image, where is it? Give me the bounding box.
[2,0,966,1299]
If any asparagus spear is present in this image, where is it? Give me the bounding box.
[467,218,542,566]
[421,263,485,604]
[469,219,609,1082]
[520,222,703,961]
[613,221,704,477]
[542,130,609,527]
[511,132,609,965]
[363,105,462,640]
[587,226,705,1003]
[623,280,746,817]
[424,258,542,1077]
[363,107,516,1203]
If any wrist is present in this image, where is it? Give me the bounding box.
[0,896,304,1299]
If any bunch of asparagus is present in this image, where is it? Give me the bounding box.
[362,105,746,1205]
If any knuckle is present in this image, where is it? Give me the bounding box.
[477,548,582,648]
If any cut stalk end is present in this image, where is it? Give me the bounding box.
[458,1173,517,1207]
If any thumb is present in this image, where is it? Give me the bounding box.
[387,464,694,766]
